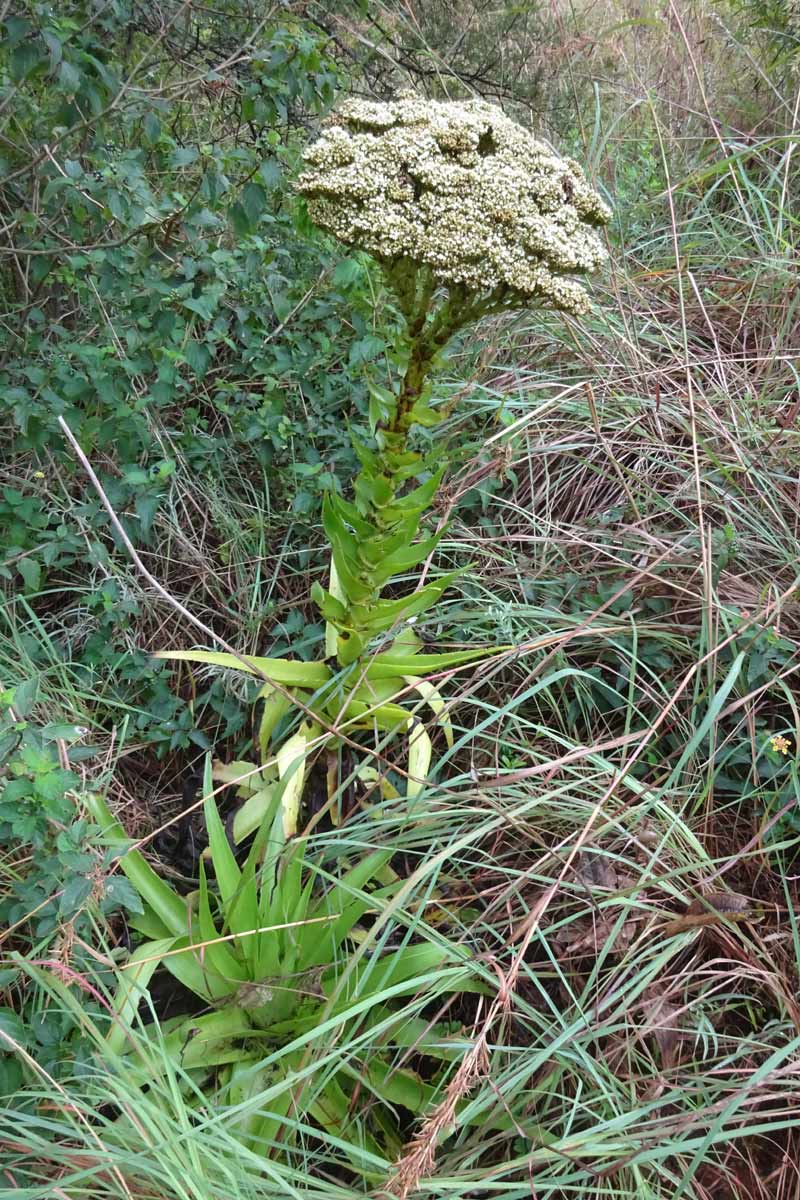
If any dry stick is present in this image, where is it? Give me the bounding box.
[57,419,293,685]
[56,416,404,844]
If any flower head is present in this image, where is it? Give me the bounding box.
[297,95,611,316]
[770,734,792,756]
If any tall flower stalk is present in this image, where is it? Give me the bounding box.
[297,95,611,668]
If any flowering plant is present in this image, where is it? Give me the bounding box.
[157,94,611,832]
[95,91,611,1173]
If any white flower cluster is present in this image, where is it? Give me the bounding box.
[297,95,611,315]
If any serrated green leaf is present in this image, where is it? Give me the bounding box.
[60,874,93,916]
[17,557,41,594]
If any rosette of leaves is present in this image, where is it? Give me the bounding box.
[86,773,481,1168]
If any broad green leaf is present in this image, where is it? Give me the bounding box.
[161,1009,256,1072]
[348,676,408,706]
[367,379,396,432]
[358,1005,464,1060]
[313,581,348,625]
[380,468,444,522]
[371,532,444,585]
[202,755,241,908]
[354,572,461,634]
[160,935,231,1003]
[108,938,175,1055]
[342,1057,435,1114]
[322,495,373,604]
[229,849,261,970]
[328,494,373,538]
[154,649,331,688]
[128,902,171,941]
[337,698,409,732]
[85,793,188,937]
[18,557,41,594]
[364,645,503,680]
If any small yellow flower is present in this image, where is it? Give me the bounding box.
[770,735,792,756]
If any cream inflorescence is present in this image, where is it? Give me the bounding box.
[297,95,611,316]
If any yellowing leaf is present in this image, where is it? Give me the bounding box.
[276,723,319,837]
[325,560,346,660]
[256,687,292,759]
[231,784,278,845]
[212,759,271,796]
[404,675,454,749]
[407,719,432,800]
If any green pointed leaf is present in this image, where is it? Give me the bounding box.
[354,571,461,634]
[107,938,175,1055]
[312,580,348,624]
[196,859,247,988]
[154,649,331,688]
[85,793,188,937]
[371,531,444,584]
[338,698,409,732]
[324,559,347,659]
[202,756,241,909]
[367,380,396,433]
[328,494,374,538]
[364,645,503,680]
[257,688,293,759]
